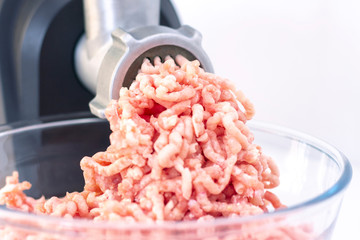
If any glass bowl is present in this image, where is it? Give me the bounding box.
[0,114,352,240]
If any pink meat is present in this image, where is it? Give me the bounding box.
[0,56,310,239]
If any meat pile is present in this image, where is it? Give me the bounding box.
[0,56,308,239]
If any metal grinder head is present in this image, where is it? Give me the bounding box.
[89,25,213,118]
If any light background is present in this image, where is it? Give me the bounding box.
[173,0,360,239]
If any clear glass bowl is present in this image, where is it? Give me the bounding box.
[0,114,352,240]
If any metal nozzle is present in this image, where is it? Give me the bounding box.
[75,1,213,119]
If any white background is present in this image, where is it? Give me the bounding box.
[174,0,360,239]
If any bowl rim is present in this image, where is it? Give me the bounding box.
[0,116,353,233]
